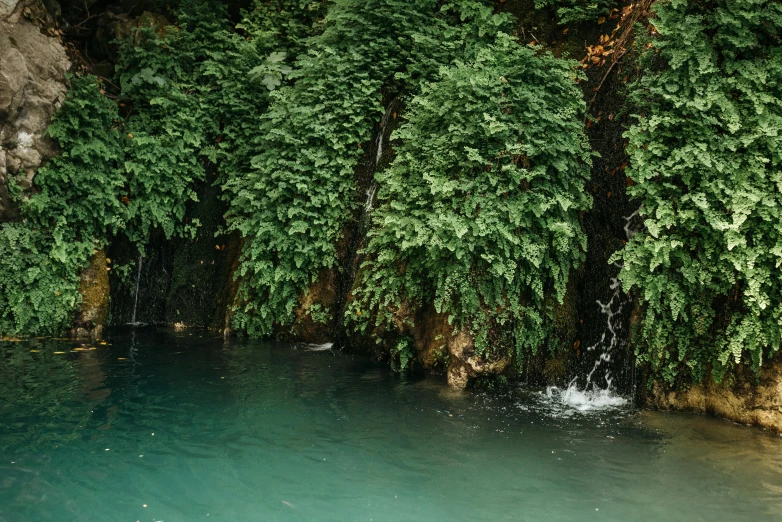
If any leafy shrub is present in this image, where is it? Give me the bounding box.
[615,0,782,384]
[0,0,324,335]
[223,0,513,336]
[214,0,327,190]
[349,33,592,360]
[115,4,229,244]
[0,76,124,335]
[534,0,621,25]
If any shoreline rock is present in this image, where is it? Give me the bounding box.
[647,356,782,435]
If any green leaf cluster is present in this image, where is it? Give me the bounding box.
[534,0,620,25]
[223,0,515,336]
[348,34,592,361]
[0,0,308,335]
[0,76,124,334]
[615,0,782,384]
[115,1,236,243]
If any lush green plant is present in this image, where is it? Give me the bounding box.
[115,3,229,244]
[224,0,513,336]
[213,0,327,189]
[349,33,592,362]
[614,0,782,384]
[392,337,416,371]
[0,76,124,335]
[534,0,620,25]
[0,0,325,335]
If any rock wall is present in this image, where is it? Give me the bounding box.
[0,0,69,222]
[72,249,110,338]
[0,1,115,339]
[648,357,782,435]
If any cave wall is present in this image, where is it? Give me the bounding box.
[645,354,782,435]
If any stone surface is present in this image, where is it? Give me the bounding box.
[289,267,337,343]
[0,0,69,221]
[400,304,510,389]
[71,250,110,338]
[0,0,18,17]
[648,356,782,434]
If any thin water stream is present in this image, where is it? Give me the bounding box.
[1,329,781,521]
[130,253,143,326]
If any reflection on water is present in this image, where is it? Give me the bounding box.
[1,329,781,522]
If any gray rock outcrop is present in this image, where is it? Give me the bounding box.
[0,0,69,221]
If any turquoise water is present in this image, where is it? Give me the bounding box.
[1,329,781,522]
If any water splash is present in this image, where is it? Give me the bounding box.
[555,206,644,408]
[544,381,628,413]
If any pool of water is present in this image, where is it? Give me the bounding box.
[1,329,781,522]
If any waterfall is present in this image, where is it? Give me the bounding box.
[333,101,399,346]
[581,273,627,391]
[364,105,394,212]
[130,252,143,325]
[545,206,643,411]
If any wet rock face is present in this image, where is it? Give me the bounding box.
[648,357,782,435]
[401,305,509,389]
[0,0,19,16]
[445,330,510,390]
[0,0,70,222]
[72,250,110,339]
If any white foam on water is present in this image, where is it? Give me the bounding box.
[529,378,630,417]
[304,342,333,352]
[546,385,628,412]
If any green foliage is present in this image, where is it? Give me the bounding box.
[0,76,124,335]
[534,0,620,25]
[0,0,325,335]
[116,3,230,243]
[349,34,592,361]
[224,0,513,336]
[28,76,126,239]
[213,0,326,190]
[614,0,782,384]
[392,337,416,371]
[1,0,593,352]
